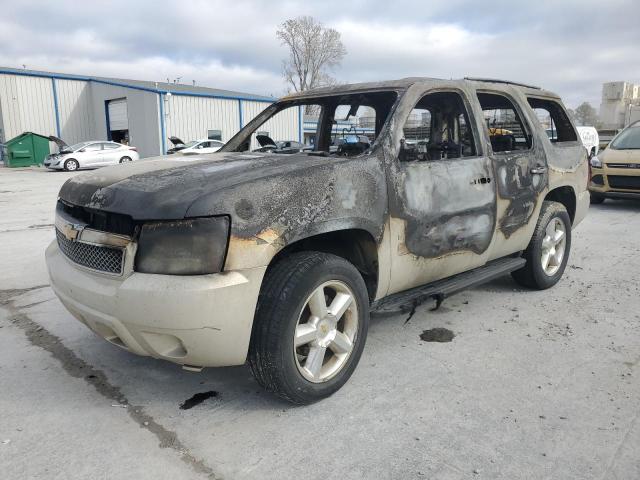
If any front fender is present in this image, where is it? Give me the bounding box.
[224,217,383,271]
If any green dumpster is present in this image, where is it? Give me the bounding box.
[5,132,51,167]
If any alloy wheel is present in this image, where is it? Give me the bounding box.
[293,280,359,383]
[540,217,566,276]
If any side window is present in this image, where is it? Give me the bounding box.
[477,92,532,153]
[399,91,477,161]
[102,142,120,150]
[527,98,577,143]
[83,143,102,152]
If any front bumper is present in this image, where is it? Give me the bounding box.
[46,241,266,367]
[44,158,63,169]
[589,166,640,197]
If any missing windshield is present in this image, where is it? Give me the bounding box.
[222,90,398,157]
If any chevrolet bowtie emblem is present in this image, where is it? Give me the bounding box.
[62,222,85,241]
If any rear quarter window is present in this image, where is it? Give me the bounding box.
[527,97,578,143]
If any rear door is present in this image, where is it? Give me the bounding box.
[386,86,498,294]
[100,142,123,164]
[475,90,547,257]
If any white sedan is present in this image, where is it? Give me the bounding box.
[45,139,140,171]
[170,139,225,155]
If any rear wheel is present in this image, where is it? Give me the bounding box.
[512,201,571,290]
[63,159,79,171]
[590,192,605,204]
[248,252,369,404]
[119,156,132,163]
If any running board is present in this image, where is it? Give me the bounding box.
[371,256,526,316]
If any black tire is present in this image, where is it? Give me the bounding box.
[590,192,605,204]
[119,156,132,163]
[63,159,79,171]
[511,201,572,290]
[248,251,370,404]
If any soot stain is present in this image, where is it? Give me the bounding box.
[179,391,218,410]
[420,328,455,343]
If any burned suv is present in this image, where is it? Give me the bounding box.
[46,78,589,404]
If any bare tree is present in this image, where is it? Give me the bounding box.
[277,16,346,94]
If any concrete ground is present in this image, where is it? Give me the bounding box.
[1,166,638,480]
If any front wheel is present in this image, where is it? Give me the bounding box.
[248,252,369,404]
[512,201,572,290]
[63,159,79,171]
[119,156,132,163]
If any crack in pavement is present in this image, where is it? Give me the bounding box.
[1,287,218,479]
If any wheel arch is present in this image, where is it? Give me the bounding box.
[544,185,576,224]
[267,228,380,302]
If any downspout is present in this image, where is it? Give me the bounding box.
[51,78,61,138]
[158,92,166,155]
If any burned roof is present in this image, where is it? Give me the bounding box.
[283,77,559,101]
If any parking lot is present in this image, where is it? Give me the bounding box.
[1,166,639,479]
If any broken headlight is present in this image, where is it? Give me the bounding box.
[590,156,602,168]
[135,217,229,275]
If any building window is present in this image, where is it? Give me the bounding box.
[208,129,222,141]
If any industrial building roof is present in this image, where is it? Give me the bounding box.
[0,66,275,102]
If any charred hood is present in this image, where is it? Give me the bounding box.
[59,152,351,220]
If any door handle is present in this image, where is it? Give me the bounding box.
[530,165,547,175]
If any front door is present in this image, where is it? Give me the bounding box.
[386,87,497,295]
[79,142,104,167]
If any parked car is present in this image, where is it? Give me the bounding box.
[589,120,640,203]
[167,136,187,154]
[174,139,225,155]
[46,77,588,404]
[253,136,309,154]
[45,137,139,171]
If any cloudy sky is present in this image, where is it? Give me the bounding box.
[0,0,637,108]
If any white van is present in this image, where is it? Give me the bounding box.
[576,126,599,157]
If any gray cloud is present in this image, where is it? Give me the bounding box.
[0,0,637,107]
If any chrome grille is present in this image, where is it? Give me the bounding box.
[56,228,124,274]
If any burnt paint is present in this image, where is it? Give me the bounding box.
[382,82,498,260]
[57,78,580,277]
[58,151,388,249]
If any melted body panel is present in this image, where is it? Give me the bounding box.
[57,77,587,303]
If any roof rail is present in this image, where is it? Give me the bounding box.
[464,77,541,90]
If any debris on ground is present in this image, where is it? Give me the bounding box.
[179,391,219,410]
[419,328,455,343]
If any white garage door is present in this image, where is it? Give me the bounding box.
[108,99,128,130]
